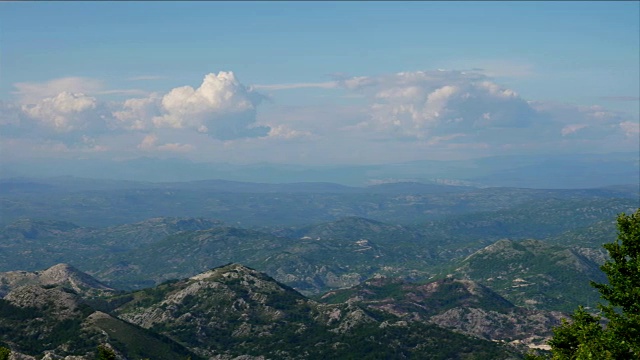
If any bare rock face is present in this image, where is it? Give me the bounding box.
[0,263,113,298]
[40,353,89,360]
[0,271,39,297]
[8,352,38,360]
[430,307,565,348]
[4,285,82,320]
[326,304,375,333]
[114,264,394,359]
[118,264,301,329]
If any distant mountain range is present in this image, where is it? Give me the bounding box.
[0,176,636,228]
[2,151,638,188]
[0,210,626,312]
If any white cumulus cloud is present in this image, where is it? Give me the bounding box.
[152,71,268,140]
[3,69,638,160]
[21,92,101,132]
[112,94,162,131]
[343,70,540,139]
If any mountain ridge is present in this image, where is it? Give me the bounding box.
[0,263,522,359]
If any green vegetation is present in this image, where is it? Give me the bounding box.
[109,263,518,359]
[1,180,638,359]
[0,298,96,356]
[0,283,199,360]
[0,186,634,308]
[320,276,515,314]
[91,316,201,360]
[451,238,606,312]
[0,346,9,360]
[97,345,116,360]
[534,209,640,359]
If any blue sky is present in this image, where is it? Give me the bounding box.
[1,1,638,165]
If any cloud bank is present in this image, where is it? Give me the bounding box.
[331,70,636,153]
[1,69,637,162]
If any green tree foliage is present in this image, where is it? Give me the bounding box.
[0,346,10,360]
[541,209,640,359]
[591,208,640,354]
[97,344,117,360]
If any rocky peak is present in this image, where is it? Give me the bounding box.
[38,263,113,292]
[0,263,113,298]
[471,238,521,258]
[190,263,260,280]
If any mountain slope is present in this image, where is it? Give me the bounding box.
[451,239,607,312]
[0,217,222,273]
[256,217,437,292]
[417,197,638,247]
[319,276,564,349]
[98,227,290,289]
[113,263,519,359]
[0,284,199,359]
[99,217,442,293]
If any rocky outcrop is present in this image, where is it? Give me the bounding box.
[319,275,566,349]
[0,263,113,298]
[5,285,83,320]
[430,307,565,348]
